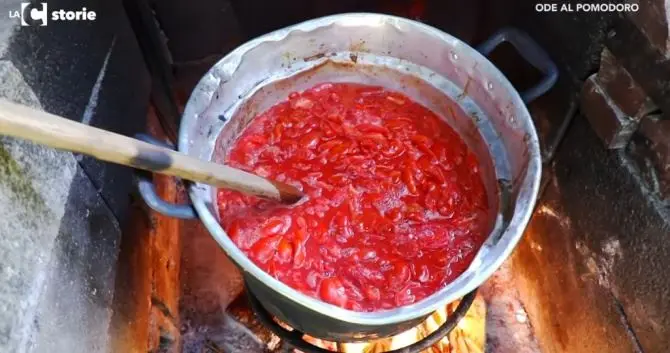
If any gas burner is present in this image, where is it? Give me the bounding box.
[246,288,478,353]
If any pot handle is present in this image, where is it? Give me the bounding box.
[134,133,197,219]
[476,27,558,103]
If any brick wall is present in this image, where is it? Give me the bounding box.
[580,2,670,204]
[506,2,670,352]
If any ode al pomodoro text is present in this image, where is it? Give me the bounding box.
[535,3,639,12]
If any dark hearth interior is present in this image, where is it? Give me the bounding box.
[0,0,668,352]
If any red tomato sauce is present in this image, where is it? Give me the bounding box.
[217,83,491,312]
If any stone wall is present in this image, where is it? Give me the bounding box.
[576,6,670,350]
[499,1,670,352]
[0,0,150,352]
[575,0,670,205]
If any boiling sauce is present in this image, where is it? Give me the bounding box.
[217,83,490,312]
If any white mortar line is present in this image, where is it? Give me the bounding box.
[81,36,116,126]
[16,255,50,353]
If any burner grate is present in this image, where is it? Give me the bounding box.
[246,288,478,353]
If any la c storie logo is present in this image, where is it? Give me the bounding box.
[9,3,97,26]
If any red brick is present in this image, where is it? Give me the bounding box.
[581,74,639,149]
[109,198,153,353]
[606,17,670,116]
[179,220,244,324]
[148,306,180,353]
[596,48,657,119]
[149,172,184,318]
[626,0,670,57]
[109,105,186,353]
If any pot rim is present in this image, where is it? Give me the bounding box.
[180,12,542,326]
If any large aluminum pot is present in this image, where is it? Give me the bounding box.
[139,13,557,342]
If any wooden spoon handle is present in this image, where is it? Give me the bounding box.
[0,99,303,204]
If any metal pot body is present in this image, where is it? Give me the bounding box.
[157,13,555,341]
[244,273,429,340]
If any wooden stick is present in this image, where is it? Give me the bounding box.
[0,99,303,204]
